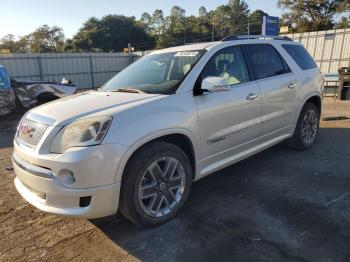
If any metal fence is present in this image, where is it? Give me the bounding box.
[0,52,145,89]
[286,28,350,74]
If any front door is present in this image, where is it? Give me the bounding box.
[195,46,261,177]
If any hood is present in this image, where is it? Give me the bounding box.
[28,91,162,125]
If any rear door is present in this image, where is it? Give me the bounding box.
[195,46,261,176]
[242,44,298,139]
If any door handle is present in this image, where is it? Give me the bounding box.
[288,83,297,89]
[246,93,258,101]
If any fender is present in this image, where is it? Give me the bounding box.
[114,128,199,184]
[293,91,322,126]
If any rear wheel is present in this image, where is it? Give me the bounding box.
[288,102,320,150]
[119,142,192,226]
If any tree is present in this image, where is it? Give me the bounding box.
[0,34,29,52]
[336,15,350,29]
[68,15,154,52]
[169,6,187,43]
[249,10,269,35]
[197,7,211,40]
[229,0,250,34]
[140,12,152,33]
[25,25,65,52]
[211,5,233,38]
[199,6,208,17]
[277,0,350,32]
[151,9,166,36]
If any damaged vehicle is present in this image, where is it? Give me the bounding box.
[0,65,76,116]
[0,65,16,116]
[13,36,323,226]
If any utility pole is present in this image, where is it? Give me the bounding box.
[212,21,215,42]
[128,43,132,64]
[247,17,250,38]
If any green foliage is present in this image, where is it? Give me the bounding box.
[249,10,268,35]
[278,0,350,32]
[2,0,349,53]
[0,25,65,53]
[66,15,154,52]
[336,15,350,29]
[27,25,65,52]
[0,34,29,53]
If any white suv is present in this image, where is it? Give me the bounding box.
[13,36,323,226]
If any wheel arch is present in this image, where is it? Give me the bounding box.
[36,92,60,102]
[305,95,322,115]
[297,93,322,119]
[115,130,198,184]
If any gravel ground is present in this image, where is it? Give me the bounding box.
[0,101,350,262]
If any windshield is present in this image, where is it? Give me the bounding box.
[0,67,11,89]
[101,50,204,94]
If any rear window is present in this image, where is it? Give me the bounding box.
[282,44,317,70]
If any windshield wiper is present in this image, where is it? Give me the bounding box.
[109,88,145,94]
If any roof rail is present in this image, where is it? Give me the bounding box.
[222,35,293,42]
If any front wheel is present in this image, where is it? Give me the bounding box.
[119,142,192,226]
[288,102,320,150]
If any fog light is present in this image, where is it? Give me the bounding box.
[79,196,91,207]
[58,169,76,185]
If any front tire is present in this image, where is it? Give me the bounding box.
[288,102,320,151]
[119,142,192,226]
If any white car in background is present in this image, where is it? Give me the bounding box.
[13,35,323,226]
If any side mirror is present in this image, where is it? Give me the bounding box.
[201,76,230,93]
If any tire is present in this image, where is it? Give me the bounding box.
[119,141,193,227]
[287,102,320,151]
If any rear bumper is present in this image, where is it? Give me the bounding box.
[13,152,121,219]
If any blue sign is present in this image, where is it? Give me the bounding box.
[262,16,280,36]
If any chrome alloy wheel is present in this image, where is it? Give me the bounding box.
[301,109,318,145]
[138,157,186,218]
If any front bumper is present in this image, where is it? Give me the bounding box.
[13,142,129,219]
[14,177,120,219]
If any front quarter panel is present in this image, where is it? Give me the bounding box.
[103,92,199,182]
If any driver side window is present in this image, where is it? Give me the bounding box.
[201,46,250,86]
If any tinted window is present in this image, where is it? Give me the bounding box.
[242,44,290,80]
[201,46,250,85]
[282,44,317,70]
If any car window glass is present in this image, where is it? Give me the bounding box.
[282,44,317,70]
[243,44,290,80]
[102,51,204,95]
[201,46,250,86]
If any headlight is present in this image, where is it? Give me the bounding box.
[51,116,112,153]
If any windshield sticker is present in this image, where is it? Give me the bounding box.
[175,52,199,57]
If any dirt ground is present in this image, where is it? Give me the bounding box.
[0,99,350,262]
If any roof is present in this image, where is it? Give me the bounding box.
[151,42,220,54]
[150,35,298,55]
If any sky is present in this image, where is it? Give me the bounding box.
[0,0,283,39]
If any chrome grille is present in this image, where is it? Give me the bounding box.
[17,117,49,148]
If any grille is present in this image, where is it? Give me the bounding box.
[17,117,49,148]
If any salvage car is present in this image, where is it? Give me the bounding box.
[13,35,323,226]
[0,65,76,116]
[0,65,16,115]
